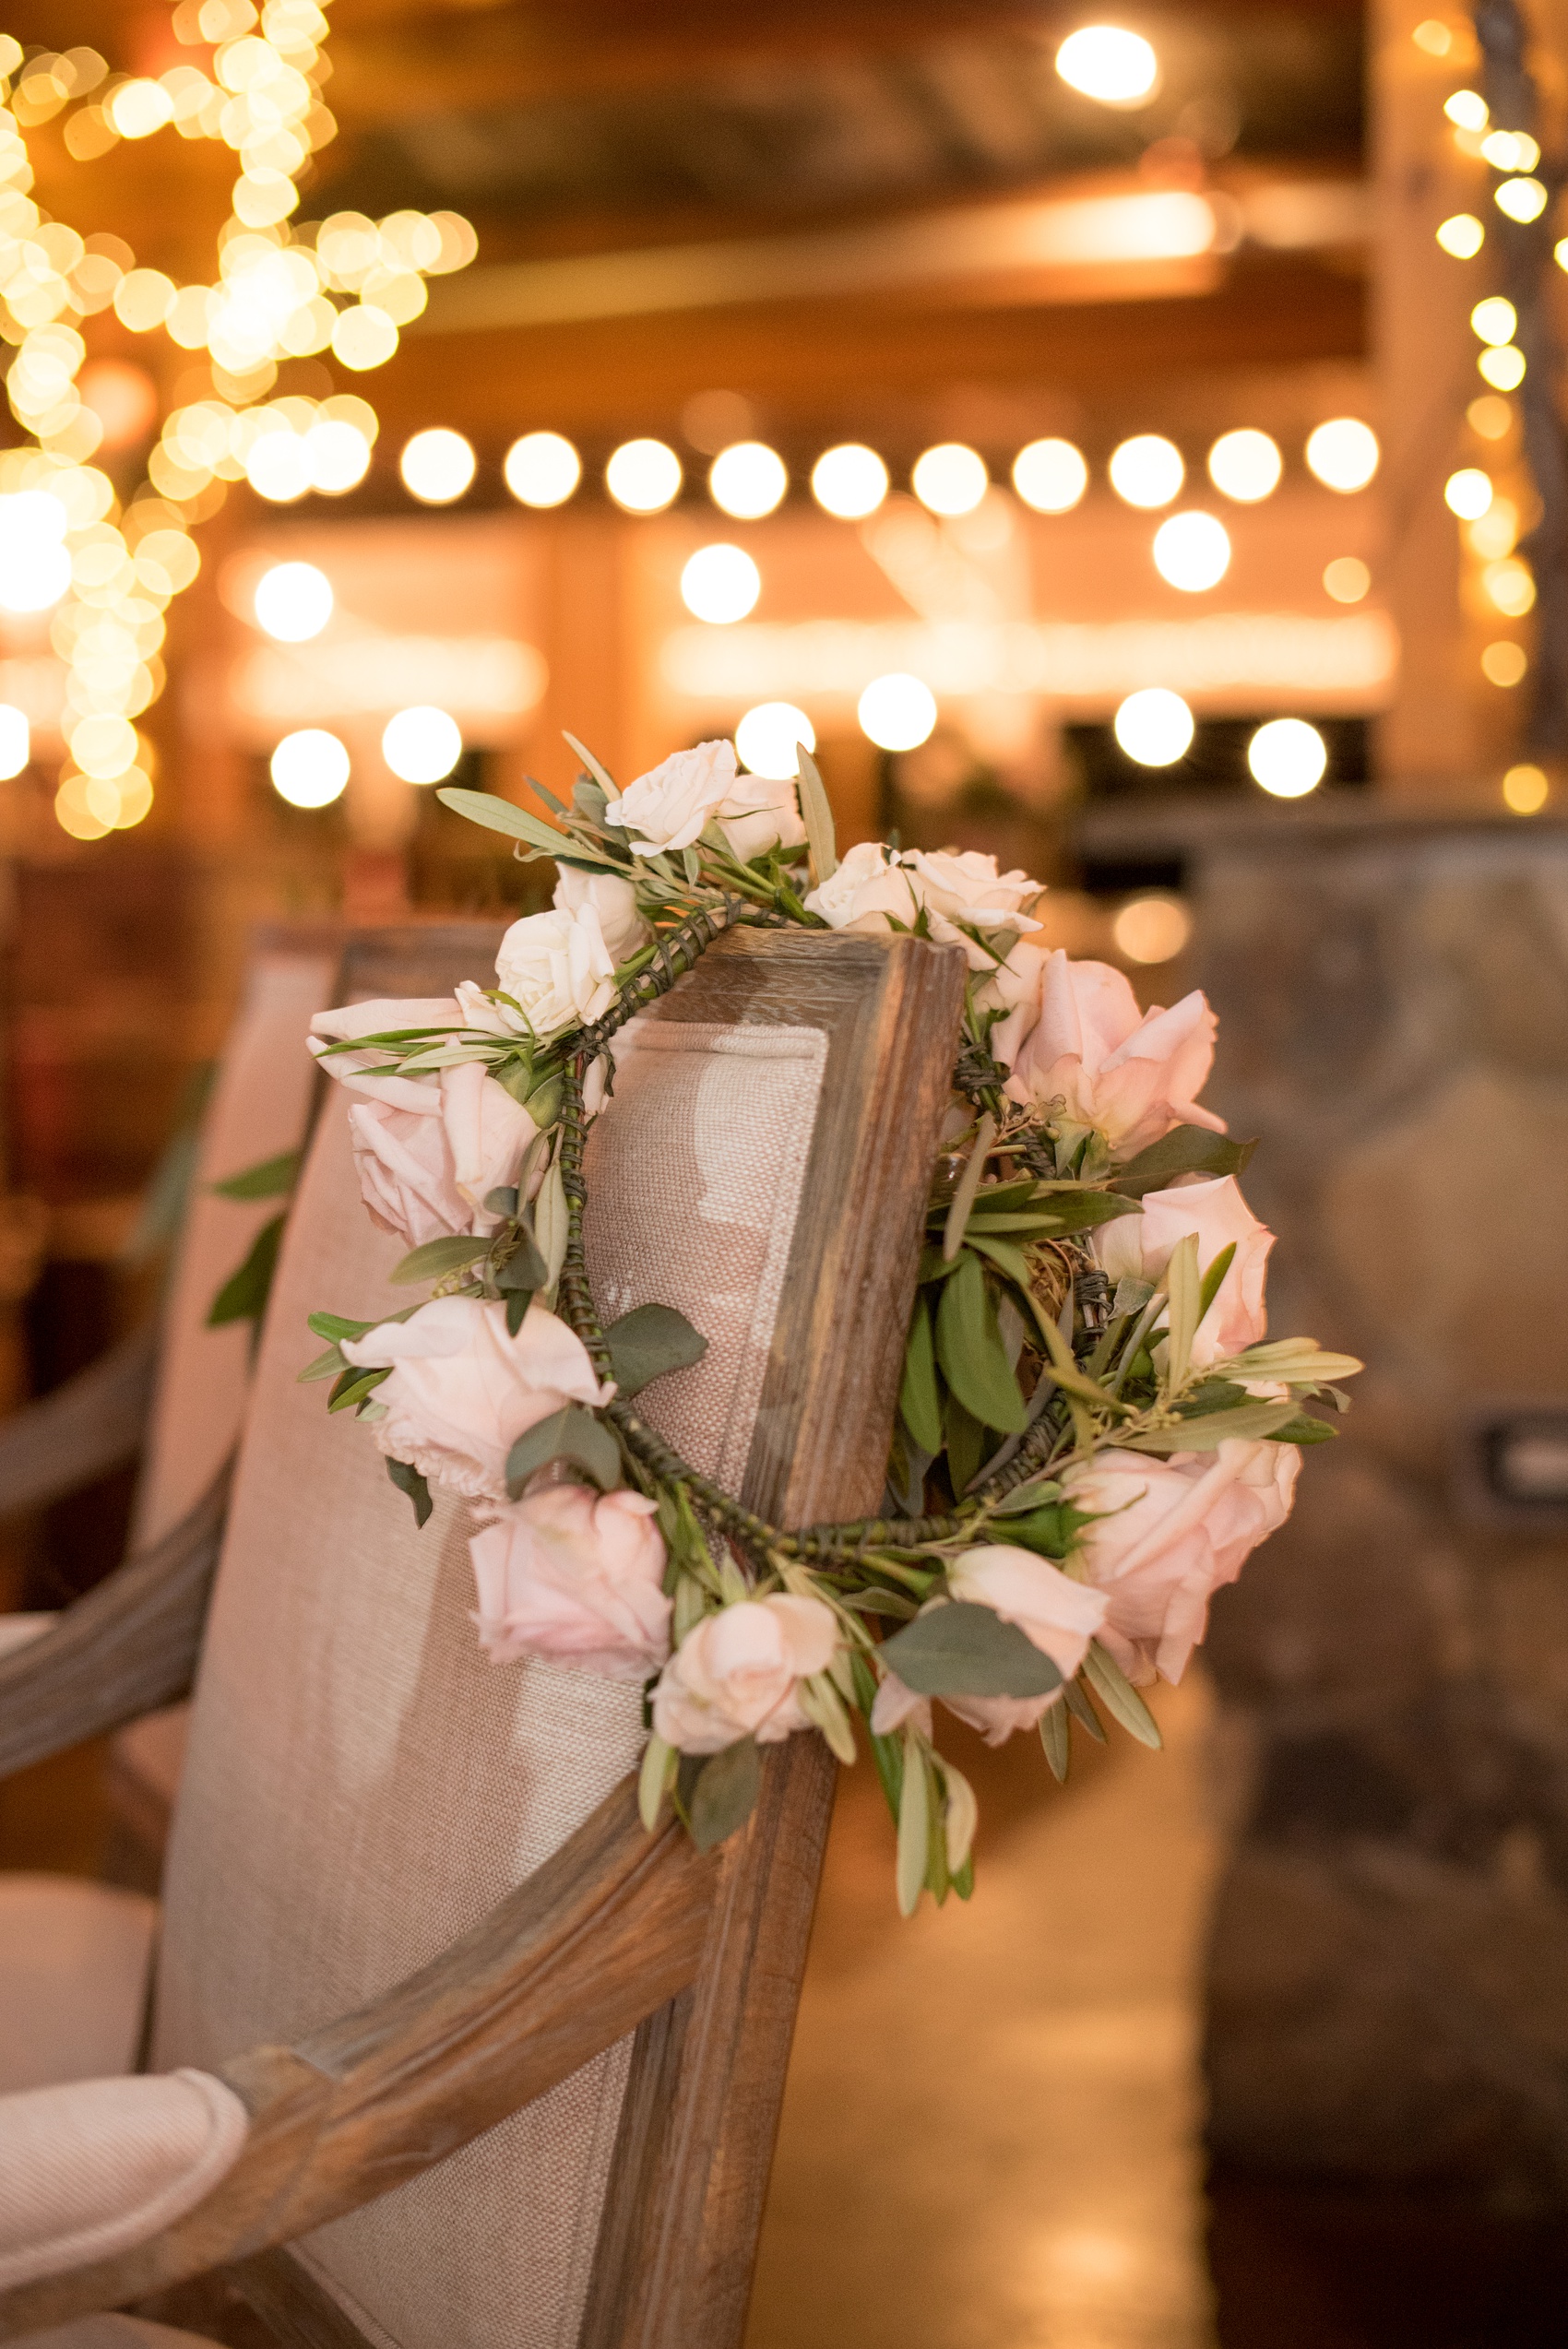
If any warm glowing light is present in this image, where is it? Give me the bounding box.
[735,702,815,780]
[54,773,111,839]
[1012,438,1088,514]
[1109,434,1183,508]
[1413,20,1454,54]
[304,420,372,494]
[1481,640,1526,686]
[1323,556,1371,603]
[1304,418,1380,492]
[1152,511,1230,592]
[1496,176,1548,222]
[1113,895,1191,964]
[911,443,989,516]
[1471,294,1517,345]
[1468,496,1518,557]
[383,705,462,783]
[1113,687,1194,765]
[68,713,141,778]
[113,269,177,332]
[109,78,175,137]
[1503,762,1549,813]
[1468,394,1514,440]
[331,305,398,372]
[1207,429,1282,504]
[504,432,580,508]
[1436,212,1484,257]
[1055,25,1159,104]
[1481,128,1539,171]
[1444,467,1493,519]
[1249,718,1326,797]
[606,438,682,515]
[1443,89,1489,131]
[244,430,311,503]
[0,490,71,612]
[858,672,937,752]
[709,441,788,520]
[0,705,29,777]
[254,560,333,642]
[680,544,761,624]
[271,728,349,808]
[1484,556,1536,614]
[812,444,889,520]
[399,428,475,504]
[1478,344,1526,390]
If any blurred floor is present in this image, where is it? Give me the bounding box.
[747,1675,1221,2349]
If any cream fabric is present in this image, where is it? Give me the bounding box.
[18,2319,220,2348]
[108,1709,189,1815]
[133,946,340,1550]
[0,1612,52,1658]
[0,1880,158,2094]
[153,1014,827,2349]
[0,2069,247,2292]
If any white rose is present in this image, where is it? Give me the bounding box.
[716,768,808,862]
[899,849,1043,970]
[650,1593,838,1754]
[310,1000,537,1247]
[341,1296,613,1502]
[469,1483,671,1679]
[1095,1174,1274,1368]
[991,951,1225,1156]
[552,866,649,964]
[490,904,617,1039]
[605,739,737,855]
[802,839,921,935]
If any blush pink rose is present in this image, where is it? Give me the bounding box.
[341,1296,613,1502]
[1096,1174,1273,1367]
[469,1483,671,1679]
[870,1548,1108,1747]
[651,1592,837,1754]
[899,849,1042,969]
[991,951,1224,1157]
[1062,1438,1301,1685]
[311,1000,538,1249]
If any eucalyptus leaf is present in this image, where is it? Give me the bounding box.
[505,1405,622,1495]
[1111,1123,1257,1199]
[526,1073,564,1129]
[211,1147,301,1201]
[684,1737,761,1852]
[879,1601,1063,1699]
[494,1225,549,1293]
[386,1455,433,1528]
[795,741,838,886]
[897,1294,944,1457]
[1082,1641,1162,1749]
[505,1289,531,1336]
[935,1254,1027,1434]
[604,1302,708,1396]
[389,1234,491,1287]
[483,1186,519,1218]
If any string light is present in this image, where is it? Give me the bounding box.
[811,445,888,520]
[680,544,761,624]
[1503,763,1549,813]
[1468,394,1514,439]
[1443,467,1492,519]
[1443,89,1489,130]
[606,438,682,514]
[1324,556,1371,602]
[383,704,462,782]
[911,444,988,516]
[1113,896,1191,964]
[735,702,814,779]
[1012,438,1087,513]
[1495,176,1548,221]
[271,727,349,807]
[1304,419,1380,492]
[858,673,937,752]
[1480,641,1526,686]
[505,432,579,508]
[709,442,787,520]
[1436,213,1485,256]
[1109,435,1183,508]
[1054,26,1159,104]
[1206,429,1282,503]
[1483,556,1536,614]
[1248,718,1326,798]
[399,427,475,504]
[1152,511,1230,591]
[1470,294,1517,345]
[253,558,332,640]
[1478,345,1526,389]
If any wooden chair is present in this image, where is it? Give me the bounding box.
[0,923,964,2349]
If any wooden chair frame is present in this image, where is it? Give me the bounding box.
[0,925,966,2349]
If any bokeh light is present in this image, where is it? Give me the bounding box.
[1436,213,1485,257]
[1444,467,1492,519]
[709,441,788,520]
[911,443,989,516]
[1323,556,1371,602]
[1113,895,1192,964]
[1482,129,1539,170]
[271,728,349,808]
[1114,687,1194,765]
[1478,345,1526,390]
[1443,89,1489,131]
[1207,429,1282,503]
[1481,641,1526,687]
[0,705,29,777]
[0,490,71,611]
[1484,556,1536,614]
[383,705,462,783]
[607,438,682,514]
[254,560,333,642]
[1248,718,1327,798]
[1152,511,1230,591]
[504,432,580,508]
[858,673,937,752]
[1413,19,1453,54]
[680,544,761,624]
[735,702,815,779]
[1503,763,1549,813]
[1496,176,1548,222]
[399,428,475,504]
[1305,419,1380,492]
[1109,435,1183,508]
[1468,395,1514,440]
[1013,438,1088,513]
[1470,295,1517,345]
[812,444,889,520]
[1055,25,1159,103]
[304,419,373,496]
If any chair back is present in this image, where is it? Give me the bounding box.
[151,922,962,2349]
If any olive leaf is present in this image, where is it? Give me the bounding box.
[562,729,619,801]
[505,1404,622,1496]
[896,1735,930,1917]
[327,1363,390,1415]
[389,1235,491,1286]
[1082,1641,1162,1748]
[878,1601,1063,1699]
[493,1225,549,1294]
[681,1737,761,1852]
[211,1147,301,1201]
[1118,1399,1301,1452]
[935,1254,1027,1434]
[897,1294,944,1457]
[995,1502,1091,1559]
[1039,1698,1071,1783]
[386,1455,433,1528]
[208,1213,285,1327]
[796,741,838,887]
[1111,1122,1257,1199]
[603,1302,708,1396]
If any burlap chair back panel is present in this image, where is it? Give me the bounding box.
[133,946,341,1551]
[152,1014,828,2349]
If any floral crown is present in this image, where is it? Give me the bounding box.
[255,731,1357,1913]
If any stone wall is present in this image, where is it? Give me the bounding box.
[1192,814,1568,2208]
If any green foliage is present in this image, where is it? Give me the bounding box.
[327,1362,389,1414]
[210,1147,302,1202]
[795,742,838,887]
[207,1213,284,1328]
[386,1455,433,1527]
[1111,1122,1257,1199]
[1119,1399,1301,1452]
[935,1253,1027,1434]
[1039,1698,1070,1782]
[603,1303,708,1397]
[505,1404,622,1496]
[995,1502,1092,1558]
[897,1295,944,1456]
[1082,1641,1162,1748]
[680,1738,761,1851]
[879,1601,1063,1699]
[390,1235,491,1286]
